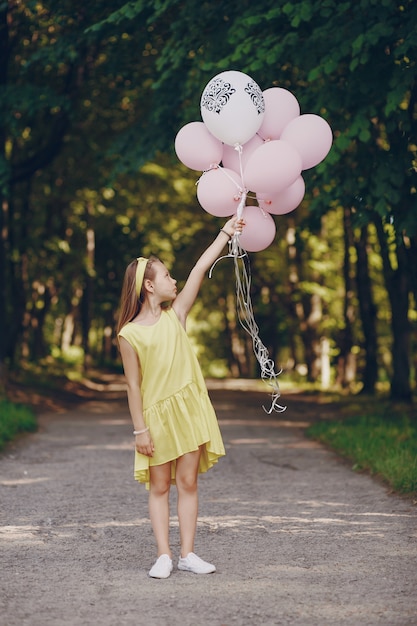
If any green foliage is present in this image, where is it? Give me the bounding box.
[307,413,417,495]
[0,401,37,451]
[1,0,416,395]
[88,0,417,236]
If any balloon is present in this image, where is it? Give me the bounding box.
[222,134,264,174]
[197,167,244,217]
[243,140,302,195]
[280,114,333,170]
[174,121,223,171]
[200,70,265,146]
[257,87,300,141]
[239,205,276,252]
[257,176,305,215]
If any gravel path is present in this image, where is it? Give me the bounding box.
[1,386,416,625]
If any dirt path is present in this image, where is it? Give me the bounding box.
[1,384,416,626]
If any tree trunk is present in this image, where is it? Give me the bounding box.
[336,206,357,388]
[286,223,322,382]
[0,6,9,392]
[0,194,8,394]
[7,196,27,369]
[355,225,378,393]
[320,336,331,389]
[390,243,411,402]
[300,292,322,381]
[375,216,412,402]
[81,203,95,371]
[405,235,417,394]
[224,292,250,377]
[30,285,52,360]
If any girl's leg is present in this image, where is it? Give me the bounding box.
[149,462,172,557]
[175,448,201,557]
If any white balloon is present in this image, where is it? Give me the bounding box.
[200,70,265,146]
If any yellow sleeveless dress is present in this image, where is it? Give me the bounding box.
[118,308,225,487]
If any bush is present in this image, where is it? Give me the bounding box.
[0,400,37,451]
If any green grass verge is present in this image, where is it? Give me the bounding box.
[0,400,37,451]
[307,413,417,496]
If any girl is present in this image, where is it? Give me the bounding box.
[117,216,244,579]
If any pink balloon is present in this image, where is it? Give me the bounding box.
[257,177,305,215]
[175,121,223,171]
[222,134,264,173]
[239,206,276,252]
[197,167,244,217]
[243,140,302,195]
[257,88,300,141]
[280,114,333,170]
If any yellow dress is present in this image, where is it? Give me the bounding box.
[118,308,225,487]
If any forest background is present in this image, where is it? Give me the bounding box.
[1,0,416,404]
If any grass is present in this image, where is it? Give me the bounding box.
[307,412,417,497]
[0,399,37,451]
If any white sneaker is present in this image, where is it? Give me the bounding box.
[149,554,173,579]
[178,552,216,574]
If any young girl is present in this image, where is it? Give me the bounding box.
[117,216,244,579]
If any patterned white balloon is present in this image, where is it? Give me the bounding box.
[200,70,265,147]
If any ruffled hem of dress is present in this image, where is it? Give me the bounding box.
[133,381,225,488]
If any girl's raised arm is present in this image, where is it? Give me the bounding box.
[173,216,243,327]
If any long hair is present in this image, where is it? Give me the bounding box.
[116,255,159,337]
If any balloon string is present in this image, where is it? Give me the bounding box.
[233,241,286,413]
[209,238,286,413]
[209,144,285,412]
[234,143,246,222]
[197,153,248,222]
[199,163,245,194]
[234,143,246,188]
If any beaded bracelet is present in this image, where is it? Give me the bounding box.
[133,427,149,435]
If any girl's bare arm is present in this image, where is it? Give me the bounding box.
[173,216,243,326]
[119,337,154,457]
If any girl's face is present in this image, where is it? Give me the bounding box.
[150,261,177,301]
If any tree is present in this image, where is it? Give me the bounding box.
[90,0,417,399]
[2,0,416,400]
[355,224,378,393]
[0,0,151,384]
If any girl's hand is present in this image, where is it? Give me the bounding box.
[135,431,155,457]
[222,216,245,237]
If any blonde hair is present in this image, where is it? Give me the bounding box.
[116,255,160,337]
